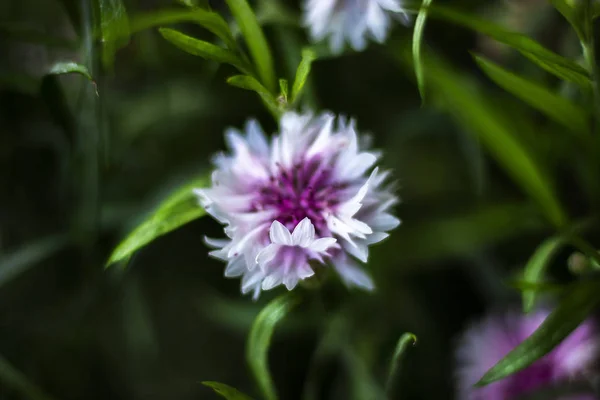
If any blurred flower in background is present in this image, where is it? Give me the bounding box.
[195,111,399,299]
[456,309,599,400]
[302,0,409,53]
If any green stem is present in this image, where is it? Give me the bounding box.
[583,41,599,134]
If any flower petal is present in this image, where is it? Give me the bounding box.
[269,220,293,245]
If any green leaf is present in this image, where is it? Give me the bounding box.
[412,0,432,100]
[291,49,316,104]
[105,175,208,266]
[473,54,589,136]
[521,236,566,313]
[404,3,591,88]
[247,293,299,400]
[227,75,281,119]
[225,0,277,92]
[398,50,567,227]
[202,382,254,400]
[48,62,92,81]
[385,333,417,394]
[99,0,130,69]
[477,279,600,386]
[159,28,252,75]
[278,79,289,102]
[130,8,236,50]
[549,0,585,39]
[0,235,69,287]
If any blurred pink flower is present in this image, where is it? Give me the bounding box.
[195,112,399,299]
[456,310,599,400]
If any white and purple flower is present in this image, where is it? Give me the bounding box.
[195,111,399,299]
[302,0,409,53]
[456,309,599,400]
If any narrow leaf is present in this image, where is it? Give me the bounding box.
[521,236,566,313]
[202,382,254,400]
[225,0,276,92]
[403,3,591,88]
[291,49,316,104]
[48,62,94,81]
[130,8,236,50]
[159,28,252,75]
[106,175,208,266]
[227,75,281,119]
[412,0,432,100]
[398,50,566,227]
[247,294,299,400]
[99,0,130,69]
[279,79,288,102]
[474,55,589,136]
[386,333,417,394]
[477,280,600,386]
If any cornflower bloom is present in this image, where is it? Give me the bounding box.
[195,112,399,299]
[303,0,409,53]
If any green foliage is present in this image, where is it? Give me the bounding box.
[247,294,299,400]
[400,49,567,227]
[159,28,252,74]
[99,0,130,69]
[47,62,94,82]
[404,2,591,88]
[227,75,282,119]
[477,279,600,386]
[202,382,254,400]
[473,55,589,136]
[106,175,208,266]
[412,0,432,100]
[225,0,277,92]
[130,8,236,50]
[290,49,316,105]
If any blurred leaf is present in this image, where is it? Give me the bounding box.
[0,235,69,287]
[225,0,276,92]
[549,0,585,39]
[385,333,417,395]
[159,28,252,74]
[0,353,56,400]
[477,279,600,386]
[510,280,565,293]
[130,8,236,50]
[48,62,93,81]
[256,0,299,28]
[473,54,589,137]
[202,382,254,400]
[403,3,591,88]
[278,78,288,102]
[403,50,567,227]
[291,49,316,105]
[247,293,299,400]
[106,175,208,266]
[0,23,76,48]
[521,236,566,313]
[99,0,130,69]
[412,0,431,100]
[227,75,281,118]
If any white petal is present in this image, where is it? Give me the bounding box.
[343,241,369,263]
[333,260,375,291]
[262,273,282,290]
[224,257,247,277]
[245,119,269,156]
[284,275,300,290]
[204,236,229,249]
[371,213,401,231]
[366,232,389,244]
[256,244,281,269]
[309,237,337,253]
[291,217,316,247]
[269,220,293,245]
[297,263,315,279]
[241,270,264,293]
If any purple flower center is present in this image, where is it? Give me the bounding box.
[506,361,554,398]
[253,158,343,233]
